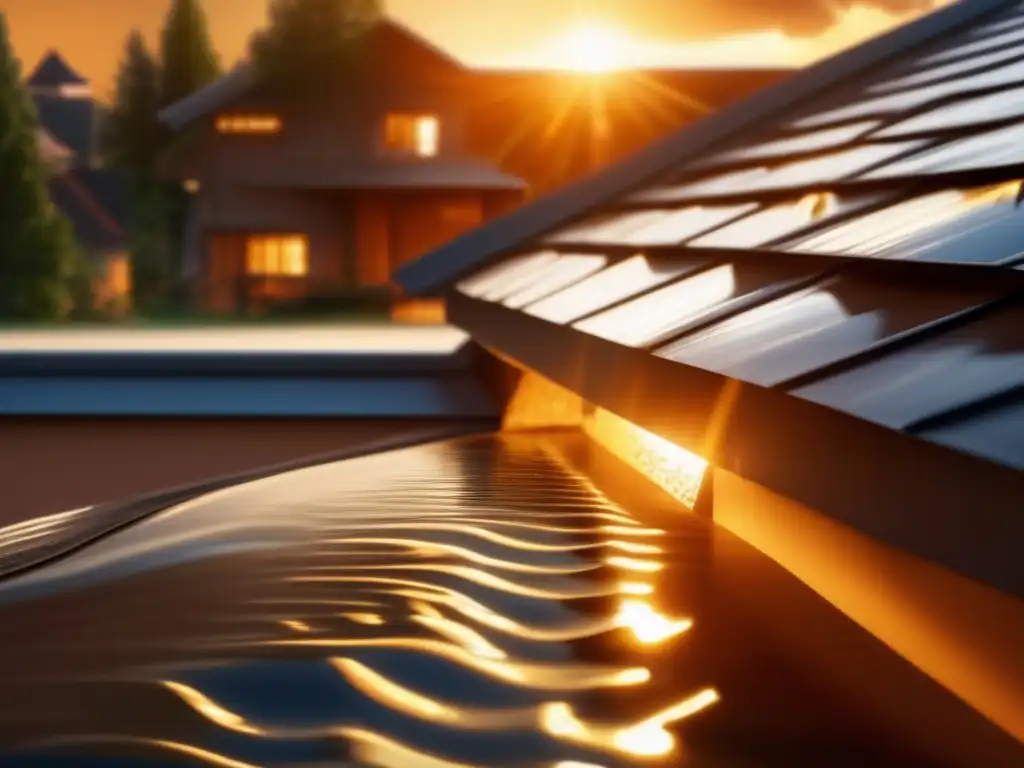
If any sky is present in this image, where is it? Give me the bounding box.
[3,0,947,98]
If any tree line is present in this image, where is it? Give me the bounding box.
[0,0,382,321]
[0,0,221,320]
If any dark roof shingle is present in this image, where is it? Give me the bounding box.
[33,94,95,159]
[27,51,88,88]
[49,169,131,254]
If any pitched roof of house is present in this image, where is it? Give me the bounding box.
[394,0,1024,600]
[49,169,131,254]
[32,93,95,158]
[27,50,88,88]
[159,19,464,130]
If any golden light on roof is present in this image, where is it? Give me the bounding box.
[802,191,838,220]
[584,408,708,509]
[333,658,533,730]
[343,726,479,768]
[411,614,508,659]
[961,179,1023,206]
[605,555,663,573]
[614,599,693,645]
[341,612,385,626]
[539,687,719,758]
[161,681,263,736]
[502,369,586,430]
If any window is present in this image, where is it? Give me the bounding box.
[245,235,308,276]
[384,113,440,157]
[216,114,282,134]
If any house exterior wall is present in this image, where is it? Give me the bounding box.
[195,185,522,313]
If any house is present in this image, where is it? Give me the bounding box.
[27,50,132,312]
[158,21,528,316]
[158,20,790,316]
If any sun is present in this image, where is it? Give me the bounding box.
[561,22,631,72]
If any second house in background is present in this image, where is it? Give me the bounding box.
[160,22,526,315]
[159,19,786,315]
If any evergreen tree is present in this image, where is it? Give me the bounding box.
[0,11,79,319]
[101,30,163,174]
[130,177,178,314]
[158,0,220,110]
[251,0,382,95]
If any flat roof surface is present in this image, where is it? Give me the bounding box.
[0,324,470,355]
[0,430,1017,766]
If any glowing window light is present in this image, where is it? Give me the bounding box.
[245,234,308,276]
[215,114,282,134]
[584,408,708,509]
[384,113,441,157]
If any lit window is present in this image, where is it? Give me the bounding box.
[384,113,440,157]
[216,114,282,134]
[246,235,308,276]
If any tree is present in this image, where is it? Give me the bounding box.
[129,177,178,314]
[101,30,163,174]
[0,11,79,320]
[250,0,382,95]
[158,0,220,110]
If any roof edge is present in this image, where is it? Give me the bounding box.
[394,0,1016,296]
[448,291,1024,600]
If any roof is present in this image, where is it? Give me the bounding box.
[398,0,1024,600]
[159,63,256,131]
[158,19,465,130]
[48,169,131,253]
[4,429,1019,766]
[26,50,88,88]
[0,325,502,418]
[238,157,527,190]
[32,93,95,158]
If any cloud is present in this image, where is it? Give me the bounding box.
[606,0,942,38]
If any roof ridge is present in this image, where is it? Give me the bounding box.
[27,49,88,87]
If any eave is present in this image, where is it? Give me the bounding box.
[446,250,1024,600]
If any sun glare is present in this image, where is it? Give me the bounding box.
[562,23,630,72]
